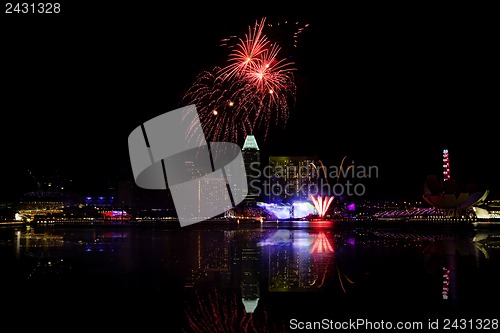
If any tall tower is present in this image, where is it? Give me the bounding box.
[443,149,450,182]
[242,135,261,202]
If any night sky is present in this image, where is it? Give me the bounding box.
[1,3,498,201]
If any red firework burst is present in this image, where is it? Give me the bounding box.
[218,17,271,82]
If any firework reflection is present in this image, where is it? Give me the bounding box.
[183,288,286,333]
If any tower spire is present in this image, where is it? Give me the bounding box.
[242,135,259,151]
[443,149,450,182]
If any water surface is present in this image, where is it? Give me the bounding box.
[1,221,498,332]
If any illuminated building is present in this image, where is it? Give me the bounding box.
[241,135,261,203]
[472,200,500,221]
[267,156,318,203]
[84,195,115,208]
[173,159,234,220]
[256,201,316,220]
[423,149,489,218]
[101,210,132,220]
[16,191,66,222]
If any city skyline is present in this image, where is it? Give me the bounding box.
[3,5,500,331]
[2,4,498,202]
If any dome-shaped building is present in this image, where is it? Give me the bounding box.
[422,174,489,218]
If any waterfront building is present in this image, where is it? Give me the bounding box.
[422,149,489,218]
[241,135,261,203]
[267,155,318,204]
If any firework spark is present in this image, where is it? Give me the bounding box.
[217,17,271,82]
[309,194,334,217]
[182,17,308,145]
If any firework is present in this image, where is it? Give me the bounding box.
[182,17,308,145]
[309,194,334,217]
[182,66,254,145]
[217,17,271,82]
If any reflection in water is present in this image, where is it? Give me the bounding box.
[423,235,490,305]
[183,288,287,333]
[259,229,335,292]
[1,223,499,330]
[182,228,287,332]
[259,229,340,293]
[240,234,260,314]
[310,232,334,254]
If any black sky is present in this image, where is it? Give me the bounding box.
[1,3,498,201]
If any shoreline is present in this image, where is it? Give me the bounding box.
[5,217,497,229]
